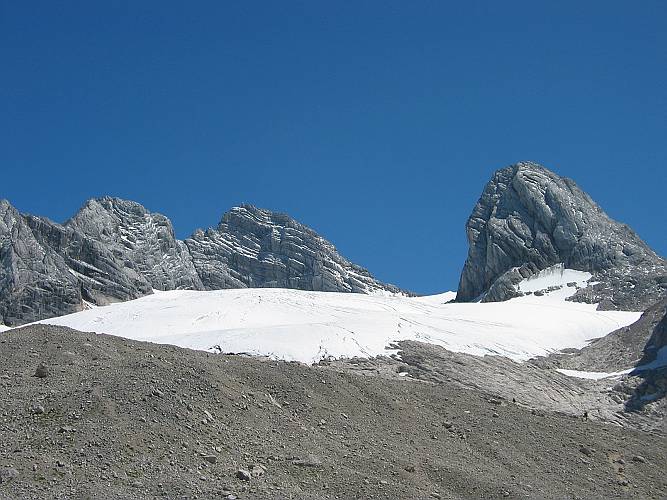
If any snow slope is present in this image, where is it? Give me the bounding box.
[34,268,641,364]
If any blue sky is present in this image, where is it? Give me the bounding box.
[2,1,665,294]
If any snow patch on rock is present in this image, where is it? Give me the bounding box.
[556,368,633,381]
[516,264,591,300]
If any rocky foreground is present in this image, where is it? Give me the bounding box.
[1,325,665,499]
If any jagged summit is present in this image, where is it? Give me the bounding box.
[220,204,298,225]
[456,161,666,310]
[186,203,403,294]
[66,197,204,292]
[0,198,402,326]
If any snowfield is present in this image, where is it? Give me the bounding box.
[31,267,642,364]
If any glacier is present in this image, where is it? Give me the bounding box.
[26,268,641,364]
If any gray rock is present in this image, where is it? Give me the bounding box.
[250,464,266,477]
[34,363,48,378]
[579,445,594,456]
[66,198,204,292]
[31,404,45,414]
[25,213,153,307]
[0,467,19,484]
[0,200,82,326]
[622,300,667,411]
[642,300,667,363]
[235,469,251,481]
[456,162,666,311]
[291,454,323,467]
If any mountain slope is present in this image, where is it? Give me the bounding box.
[456,161,667,310]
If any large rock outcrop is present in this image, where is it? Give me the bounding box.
[456,162,666,310]
[185,205,403,294]
[66,198,204,292]
[0,201,82,325]
[641,299,667,365]
[0,199,401,326]
[625,301,667,411]
[24,214,152,306]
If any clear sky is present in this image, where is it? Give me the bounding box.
[2,2,665,294]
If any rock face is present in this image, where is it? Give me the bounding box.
[456,162,667,311]
[641,299,667,365]
[24,214,153,306]
[0,199,400,326]
[0,201,82,326]
[626,302,667,411]
[66,198,204,292]
[185,205,403,294]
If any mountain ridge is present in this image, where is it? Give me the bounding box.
[0,198,404,326]
[2,160,665,325]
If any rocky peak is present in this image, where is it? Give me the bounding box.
[456,161,666,310]
[67,197,203,291]
[186,204,403,294]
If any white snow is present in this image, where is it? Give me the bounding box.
[515,264,591,301]
[0,324,10,333]
[35,275,640,364]
[556,368,633,381]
